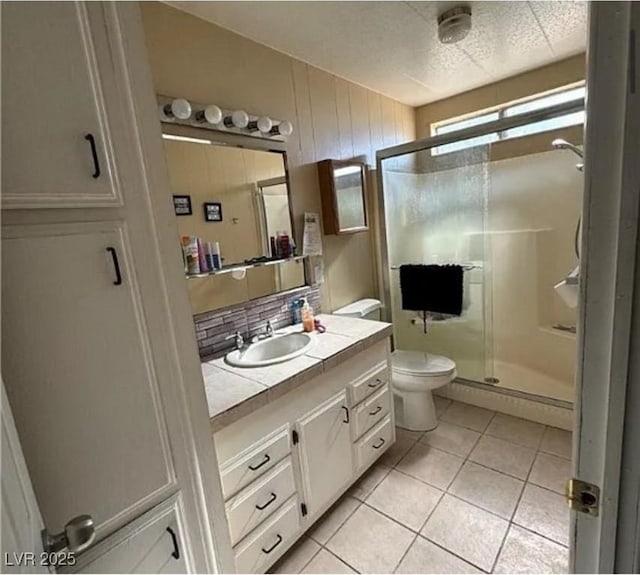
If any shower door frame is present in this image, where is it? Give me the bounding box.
[375,97,584,406]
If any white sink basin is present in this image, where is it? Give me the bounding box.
[225,332,313,367]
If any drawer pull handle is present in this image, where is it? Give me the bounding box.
[342,405,350,423]
[369,406,382,416]
[106,247,123,286]
[85,133,101,178]
[368,378,383,388]
[261,534,283,554]
[166,527,180,560]
[372,438,386,449]
[248,454,271,471]
[255,492,277,511]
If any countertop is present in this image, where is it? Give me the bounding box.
[202,314,393,432]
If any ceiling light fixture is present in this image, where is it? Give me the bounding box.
[437,6,472,44]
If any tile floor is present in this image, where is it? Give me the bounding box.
[271,398,572,574]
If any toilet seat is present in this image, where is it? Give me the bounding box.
[392,350,456,378]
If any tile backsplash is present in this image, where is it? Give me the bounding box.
[194,286,321,360]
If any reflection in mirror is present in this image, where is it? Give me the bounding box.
[162,134,305,314]
[334,165,366,230]
[256,177,293,256]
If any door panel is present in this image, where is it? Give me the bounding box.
[1,222,175,539]
[1,381,48,574]
[296,391,353,515]
[1,2,121,208]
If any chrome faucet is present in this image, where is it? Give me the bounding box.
[251,321,274,344]
[225,331,244,350]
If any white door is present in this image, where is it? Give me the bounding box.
[295,391,354,516]
[2,380,49,574]
[572,2,640,572]
[1,1,121,208]
[1,222,175,546]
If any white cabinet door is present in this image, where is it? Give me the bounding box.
[67,497,187,574]
[1,381,48,574]
[1,222,175,543]
[1,2,121,208]
[295,391,354,516]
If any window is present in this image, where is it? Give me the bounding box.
[431,83,585,155]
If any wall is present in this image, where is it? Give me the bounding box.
[415,55,586,160]
[141,2,415,313]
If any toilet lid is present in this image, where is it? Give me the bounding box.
[391,350,456,377]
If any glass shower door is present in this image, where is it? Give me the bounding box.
[381,143,493,383]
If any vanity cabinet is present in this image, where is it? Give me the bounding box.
[2,1,122,208]
[296,390,354,516]
[213,339,394,573]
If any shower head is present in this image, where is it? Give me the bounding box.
[552,138,584,159]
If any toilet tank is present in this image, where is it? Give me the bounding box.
[332,298,382,321]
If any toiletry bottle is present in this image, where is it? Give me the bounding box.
[197,237,208,273]
[281,233,290,259]
[291,299,302,324]
[211,242,221,270]
[301,298,315,333]
[204,242,214,271]
[182,236,200,275]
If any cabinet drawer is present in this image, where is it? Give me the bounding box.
[220,425,290,499]
[353,385,391,439]
[348,364,388,406]
[234,496,300,574]
[226,457,296,546]
[355,415,393,471]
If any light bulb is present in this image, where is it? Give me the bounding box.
[224,110,249,129]
[248,116,273,133]
[270,120,293,137]
[195,104,223,124]
[163,98,192,120]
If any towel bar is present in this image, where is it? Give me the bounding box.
[390,263,481,271]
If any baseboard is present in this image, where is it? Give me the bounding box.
[436,380,573,431]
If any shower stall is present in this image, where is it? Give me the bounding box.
[377,98,584,408]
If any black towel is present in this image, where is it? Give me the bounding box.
[399,264,464,318]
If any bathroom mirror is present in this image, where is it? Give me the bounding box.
[318,159,368,234]
[162,131,305,314]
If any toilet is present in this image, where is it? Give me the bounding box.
[391,350,456,431]
[332,298,457,431]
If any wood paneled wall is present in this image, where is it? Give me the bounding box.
[140,2,415,312]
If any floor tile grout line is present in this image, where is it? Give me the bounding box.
[418,531,491,573]
[313,496,363,548]
[318,544,362,574]
[295,543,322,574]
[510,521,570,549]
[391,533,419,574]
[490,419,555,573]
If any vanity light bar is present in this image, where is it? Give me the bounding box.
[157,96,294,141]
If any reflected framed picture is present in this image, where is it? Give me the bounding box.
[204,202,223,222]
[173,195,192,216]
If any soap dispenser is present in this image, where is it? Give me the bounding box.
[301,298,315,333]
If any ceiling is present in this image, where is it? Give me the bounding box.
[166,1,587,107]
